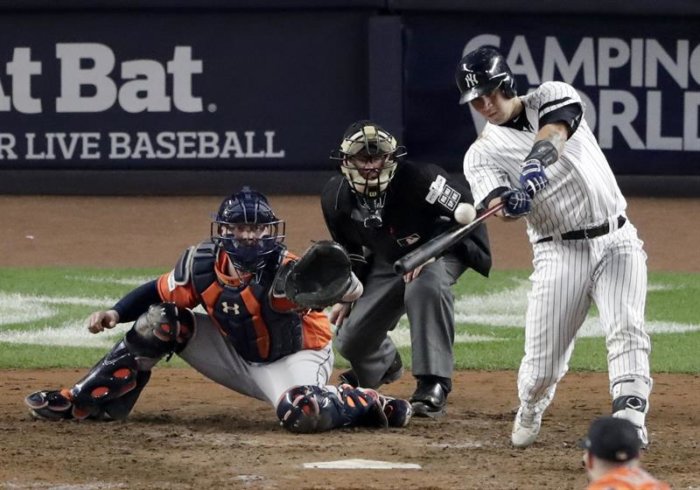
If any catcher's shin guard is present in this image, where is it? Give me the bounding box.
[26,303,193,421]
[24,340,145,421]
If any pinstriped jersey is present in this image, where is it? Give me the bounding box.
[464,81,627,243]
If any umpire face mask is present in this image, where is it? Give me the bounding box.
[331,121,407,228]
[342,154,394,228]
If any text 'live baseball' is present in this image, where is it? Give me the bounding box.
[0,131,286,160]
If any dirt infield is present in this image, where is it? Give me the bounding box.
[1,195,699,489]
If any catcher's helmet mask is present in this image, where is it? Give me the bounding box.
[211,186,286,273]
[456,46,517,105]
[331,120,406,228]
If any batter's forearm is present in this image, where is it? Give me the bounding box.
[534,123,568,156]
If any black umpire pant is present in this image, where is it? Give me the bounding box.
[334,252,468,388]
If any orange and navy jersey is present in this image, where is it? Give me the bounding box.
[156,244,331,363]
[587,466,671,490]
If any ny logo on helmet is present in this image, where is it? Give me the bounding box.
[463,73,478,88]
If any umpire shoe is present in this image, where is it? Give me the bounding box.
[339,352,404,388]
[511,405,543,448]
[409,379,447,418]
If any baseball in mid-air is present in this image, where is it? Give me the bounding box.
[454,203,477,224]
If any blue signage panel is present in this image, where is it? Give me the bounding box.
[0,11,371,170]
[402,14,700,175]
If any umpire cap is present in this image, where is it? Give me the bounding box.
[579,416,642,463]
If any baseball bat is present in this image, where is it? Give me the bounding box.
[393,201,505,275]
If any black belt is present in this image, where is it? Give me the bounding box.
[537,216,626,243]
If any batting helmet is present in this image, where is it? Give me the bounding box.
[455,46,517,105]
[211,186,285,272]
[330,120,406,199]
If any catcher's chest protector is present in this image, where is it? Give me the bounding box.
[190,241,303,363]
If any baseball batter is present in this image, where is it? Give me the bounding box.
[25,187,412,433]
[455,47,652,447]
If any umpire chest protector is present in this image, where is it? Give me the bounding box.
[184,240,303,363]
[322,165,492,277]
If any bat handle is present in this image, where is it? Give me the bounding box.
[392,201,505,275]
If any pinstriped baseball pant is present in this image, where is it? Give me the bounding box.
[517,222,651,410]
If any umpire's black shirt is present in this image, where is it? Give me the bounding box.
[321,162,492,281]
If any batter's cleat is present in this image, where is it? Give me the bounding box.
[409,380,447,418]
[25,389,74,421]
[338,352,404,389]
[636,425,649,448]
[511,405,543,448]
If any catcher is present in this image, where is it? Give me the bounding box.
[25,186,412,433]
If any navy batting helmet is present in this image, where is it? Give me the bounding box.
[211,186,285,272]
[455,46,516,105]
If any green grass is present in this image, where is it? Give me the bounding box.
[1,267,699,373]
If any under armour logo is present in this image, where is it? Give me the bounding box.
[463,73,478,88]
[221,301,240,315]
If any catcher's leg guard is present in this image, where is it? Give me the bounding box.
[275,384,412,433]
[25,303,193,421]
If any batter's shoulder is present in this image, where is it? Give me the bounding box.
[464,126,498,160]
[523,81,581,109]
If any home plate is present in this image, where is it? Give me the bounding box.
[303,459,421,470]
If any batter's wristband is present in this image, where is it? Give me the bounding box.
[524,140,558,167]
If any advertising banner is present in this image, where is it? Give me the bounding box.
[403,14,700,175]
[0,11,370,170]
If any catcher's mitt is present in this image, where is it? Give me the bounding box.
[284,240,353,309]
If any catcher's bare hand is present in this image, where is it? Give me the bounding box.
[87,309,120,334]
[329,303,351,327]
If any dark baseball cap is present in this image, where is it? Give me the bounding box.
[579,416,642,462]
